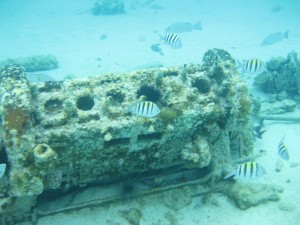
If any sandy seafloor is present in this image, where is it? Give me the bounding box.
[1,0,300,224]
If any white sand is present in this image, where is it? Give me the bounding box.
[1,0,300,224]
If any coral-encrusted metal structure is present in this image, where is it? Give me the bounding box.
[0,49,254,223]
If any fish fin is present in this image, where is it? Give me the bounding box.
[193,21,202,30]
[235,59,245,72]
[235,59,242,68]
[253,123,262,133]
[224,170,236,179]
[284,30,289,39]
[125,104,135,114]
[256,116,265,127]
[280,134,286,143]
[255,130,266,139]
[159,34,165,42]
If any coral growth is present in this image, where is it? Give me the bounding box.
[3,107,29,132]
[0,65,26,80]
[10,169,44,196]
[0,55,58,72]
[33,144,57,164]
[226,182,282,209]
[159,108,182,124]
[0,65,32,134]
[182,136,212,168]
[254,51,300,98]
[92,0,125,15]
[46,169,63,189]
[0,49,254,222]
[202,48,236,69]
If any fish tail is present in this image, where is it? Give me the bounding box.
[159,34,165,42]
[235,59,243,70]
[126,104,135,114]
[224,170,235,179]
[256,130,266,139]
[193,21,202,30]
[284,30,289,39]
[279,134,286,143]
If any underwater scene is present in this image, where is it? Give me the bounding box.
[0,0,300,224]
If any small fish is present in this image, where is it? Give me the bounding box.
[150,43,164,55]
[224,162,265,180]
[100,34,108,40]
[160,33,182,49]
[261,31,289,46]
[278,135,289,160]
[0,163,6,179]
[165,21,202,33]
[128,101,160,117]
[271,5,282,13]
[244,58,265,74]
[253,122,266,140]
[254,129,266,140]
[252,117,266,140]
[236,59,265,74]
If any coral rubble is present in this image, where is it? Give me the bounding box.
[226,182,282,209]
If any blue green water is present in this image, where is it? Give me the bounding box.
[0,0,299,79]
[0,1,300,224]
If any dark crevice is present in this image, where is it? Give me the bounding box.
[76,95,95,111]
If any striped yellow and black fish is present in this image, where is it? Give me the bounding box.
[161,33,182,49]
[224,162,265,180]
[129,101,160,117]
[278,135,289,160]
[244,58,264,74]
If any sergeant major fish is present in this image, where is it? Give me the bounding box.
[224,161,265,180]
[160,33,182,49]
[236,58,265,74]
[278,135,289,160]
[165,21,202,33]
[128,101,160,117]
[244,58,265,74]
[261,31,289,46]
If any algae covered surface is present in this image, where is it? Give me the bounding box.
[0,55,59,72]
[0,48,258,222]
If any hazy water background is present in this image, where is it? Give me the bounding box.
[1,0,300,224]
[0,0,299,80]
